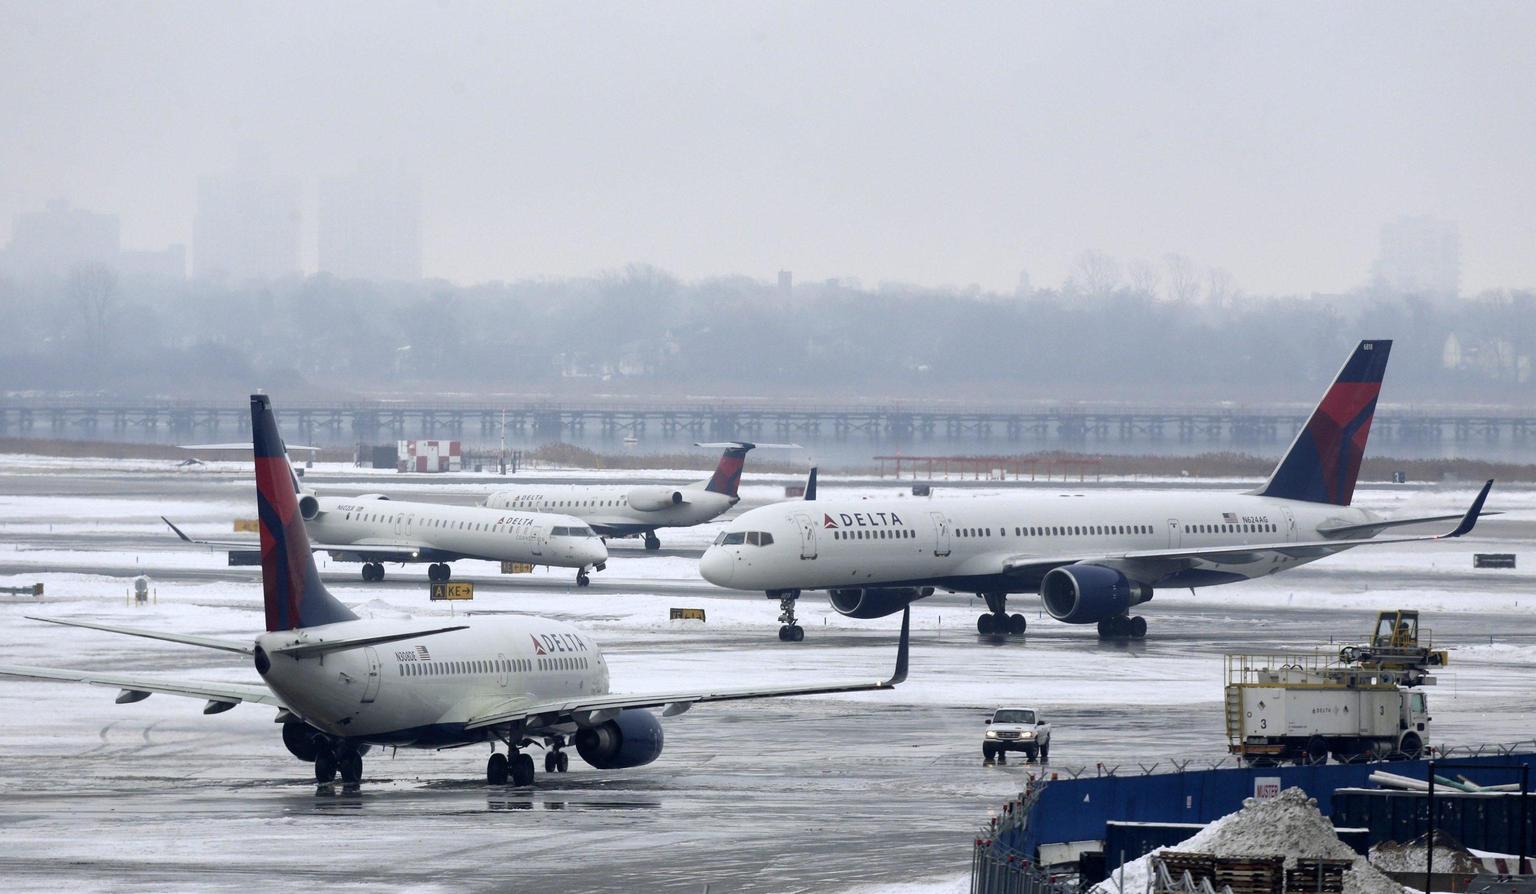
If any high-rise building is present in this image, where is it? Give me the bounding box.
[1371,216,1460,299]
[318,168,422,281]
[194,166,302,279]
[3,200,120,278]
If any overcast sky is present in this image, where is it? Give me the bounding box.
[3,1,1533,294]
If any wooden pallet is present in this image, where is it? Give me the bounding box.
[1285,858,1351,894]
[1212,855,1285,894]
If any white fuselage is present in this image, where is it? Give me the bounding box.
[485,483,735,537]
[309,495,607,569]
[257,616,610,747]
[700,490,1377,593]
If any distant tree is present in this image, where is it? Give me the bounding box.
[1206,267,1238,307]
[68,262,118,386]
[1126,259,1160,298]
[1068,250,1120,296]
[1163,253,1199,303]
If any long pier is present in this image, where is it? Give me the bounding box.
[2,399,1533,448]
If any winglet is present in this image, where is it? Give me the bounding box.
[1445,479,1494,538]
[804,466,818,501]
[162,516,193,542]
[884,606,910,687]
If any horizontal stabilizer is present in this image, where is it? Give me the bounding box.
[266,625,468,659]
[26,616,253,655]
[1319,508,1501,538]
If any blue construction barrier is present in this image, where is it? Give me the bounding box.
[1002,753,1536,862]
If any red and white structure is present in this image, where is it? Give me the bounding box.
[397,440,462,473]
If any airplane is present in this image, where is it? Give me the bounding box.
[164,488,609,586]
[699,340,1495,642]
[483,441,798,550]
[0,394,909,787]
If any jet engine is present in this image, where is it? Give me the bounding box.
[281,719,323,762]
[299,494,321,521]
[626,487,685,512]
[1039,564,1152,624]
[574,708,664,769]
[829,586,934,619]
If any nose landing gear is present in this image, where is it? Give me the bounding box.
[643,532,661,551]
[976,592,1026,636]
[576,569,591,587]
[360,562,386,582]
[426,562,452,582]
[771,590,804,641]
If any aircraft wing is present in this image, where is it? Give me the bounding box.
[161,517,431,558]
[0,664,284,709]
[464,608,909,732]
[1001,479,1493,581]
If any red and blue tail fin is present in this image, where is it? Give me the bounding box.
[251,394,357,631]
[703,442,754,497]
[1257,340,1391,506]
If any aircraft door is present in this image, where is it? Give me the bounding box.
[531,525,545,557]
[362,647,381,703]
[1167,518,1182,548]
[930,512,951,556]
[496,652,509,688]
[1280,506,1297,541]
[793,512,817,560]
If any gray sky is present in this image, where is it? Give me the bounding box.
[3,1,1533,294]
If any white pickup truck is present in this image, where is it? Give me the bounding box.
[983,707,1052,762]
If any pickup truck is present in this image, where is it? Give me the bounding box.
[983,707,1051,762]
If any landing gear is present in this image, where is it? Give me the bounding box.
[315,751,337,783]
[427,562,452,582]
[1097,615,1148,640]
[511,752,535,786]
[317,744,363,784]
[976,593,1026,636]
[339,749,364,784]
[361,562,385,582]
[487,752,509,785]
[772,590,803,642]
[544,742,571,774]
[644,532,661,551]
[576,570,591,587]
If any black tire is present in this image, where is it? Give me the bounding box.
[790,625,805,642]
[314,751,337,783]
[644,534,661,551]
[983,743,997,761]
[1097,618,1112,639]
[512,753,535,786]
[576,574,590,588]
[1130,616,1148,638]
[340,752,363,784]
[777,626,789,642]
[977,614,995,635]
[487,753,509,785]
[360,564,374,582]
[1398,732,1423,760]
[1008,613,1027,635]
[1024,747,1037,762]
[544,751,557,774]
[556,751,569,773]
[438,563,451,581]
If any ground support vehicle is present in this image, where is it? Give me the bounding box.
[983,707,1052,763]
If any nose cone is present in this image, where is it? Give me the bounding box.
[699,547,734,587]
[584,538,609,565]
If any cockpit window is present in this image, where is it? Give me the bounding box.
[745,532,774,546]
[552,525,595,538]
[720,532,746,545]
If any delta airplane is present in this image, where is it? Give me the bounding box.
[0,395,908,787]
[700,340,1494,642]
[483,441,796,550]
[166,486,609,585]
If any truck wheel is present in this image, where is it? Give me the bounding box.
[1305,736,1328,765]
[982,743,997,762]
[1398,732,1423,760]
[1024,747,1037,762]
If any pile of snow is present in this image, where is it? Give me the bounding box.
[1370,834,1484,875]
[1092,788,1402,894]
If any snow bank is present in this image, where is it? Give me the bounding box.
[1092,788,1403,894]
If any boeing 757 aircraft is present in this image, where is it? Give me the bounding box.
[483,441,797,550]
[166,487,609,585]
[0,395,908,786]
[700,340,1493,641]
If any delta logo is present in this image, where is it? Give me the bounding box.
[531,633,589,655]
[824,511,905,529]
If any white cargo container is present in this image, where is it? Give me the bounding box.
[1225,653,1431,766]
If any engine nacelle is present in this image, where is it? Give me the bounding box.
[574,708,665,769]
[627,487,685,512]
[1040,565,1152,624]
[281,719,323,762]
[298,494,321,521]
[829,586,934,619]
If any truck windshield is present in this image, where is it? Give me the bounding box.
[993,709,1035,724]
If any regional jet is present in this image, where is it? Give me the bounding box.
[165,491,608,585]
[0,395,907,786]
[483,441,797,550]
[700,340,1493,641]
